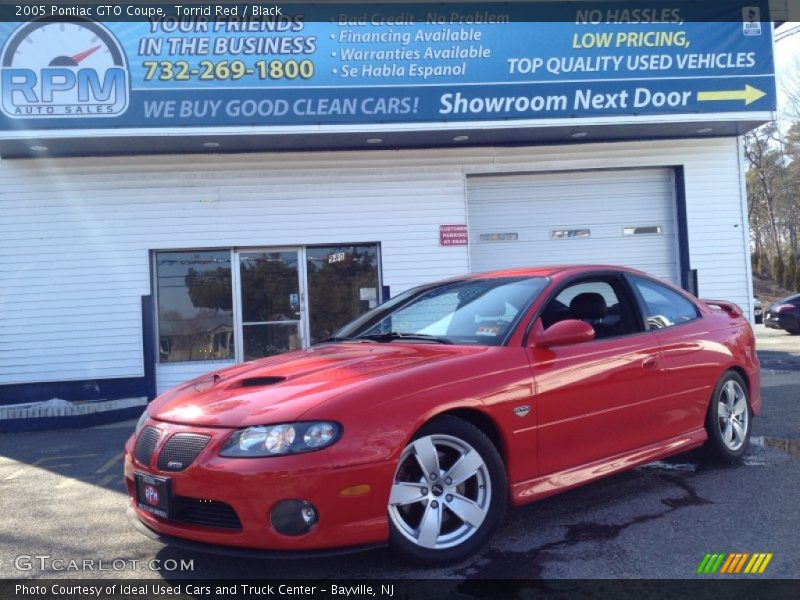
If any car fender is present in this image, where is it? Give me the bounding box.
[298,346,534,483]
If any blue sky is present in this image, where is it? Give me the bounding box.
[774,23,800,119]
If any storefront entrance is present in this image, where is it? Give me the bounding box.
[235,249,305,361]
[155,244,380,367]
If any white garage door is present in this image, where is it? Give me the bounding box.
[467,168,679,283]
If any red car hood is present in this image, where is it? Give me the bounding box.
[149,342,484,428]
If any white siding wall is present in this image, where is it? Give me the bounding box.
[0,137,750,393]
[0,154,469,388]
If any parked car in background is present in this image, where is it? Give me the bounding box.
[125,266,760,564]
[753,297,763,324]
[764,293,800,334]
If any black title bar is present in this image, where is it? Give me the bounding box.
[3,579,800,600]
[0,1,787,23]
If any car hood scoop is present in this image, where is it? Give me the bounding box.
[236,376,286,388]
[148,342,478,428]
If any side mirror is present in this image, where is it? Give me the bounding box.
[532,319,595,348]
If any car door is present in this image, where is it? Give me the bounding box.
[626,274,716,438]
[529,274,667,476]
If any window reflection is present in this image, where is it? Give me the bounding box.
[306,245,380,343]
[156,251,234,362]
[629,276,699,330]
[240,252,300,323]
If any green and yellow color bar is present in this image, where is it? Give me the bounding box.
[697,553,773,574]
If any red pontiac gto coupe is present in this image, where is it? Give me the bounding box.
[125,265,760,563]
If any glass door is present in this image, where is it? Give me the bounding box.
[235,249,305,361]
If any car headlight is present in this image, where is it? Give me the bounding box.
[220,422,342,457]
[134,408,149,435]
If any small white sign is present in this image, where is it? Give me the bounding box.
[359,287,377,302]
[743,7,762,36]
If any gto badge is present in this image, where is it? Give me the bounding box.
[167,461,183,469]
[513,405,531,417]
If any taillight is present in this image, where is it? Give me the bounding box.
[775,304,795,313]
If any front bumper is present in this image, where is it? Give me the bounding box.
[124,420,394,551]
[126,507,385,558]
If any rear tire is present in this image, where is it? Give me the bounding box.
[387,416,507,565]
[703,371,752,462]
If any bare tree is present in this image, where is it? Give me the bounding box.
[744,123,785,261]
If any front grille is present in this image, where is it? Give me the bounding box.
[134,426,160,467]
[157,433,210,472]
[174,497,242,530]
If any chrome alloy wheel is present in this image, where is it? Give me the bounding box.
[388,434,491,550]
[718,379,749,451]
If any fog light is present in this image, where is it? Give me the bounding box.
[270,500,318,536]
[302,506,316,525]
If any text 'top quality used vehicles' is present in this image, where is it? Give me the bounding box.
[125,265,760,564]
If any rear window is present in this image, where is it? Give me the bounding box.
[629,276,699,330]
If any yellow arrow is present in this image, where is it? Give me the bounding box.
[697,85,766,106]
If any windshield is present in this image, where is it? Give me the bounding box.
[333,276,549,346]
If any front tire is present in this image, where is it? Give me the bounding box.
[387,416,507,564]
[704,371,752,462]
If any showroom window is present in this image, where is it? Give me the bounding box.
[155,250,234,363]
[306,244,380,344]
[155,244,381,363]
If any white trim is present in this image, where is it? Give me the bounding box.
[134,73,777,92]
[231,247,244,363]
[0,112,776,141]
[298,246,312,348]
[670,168,683,288]
[737,136,756,322]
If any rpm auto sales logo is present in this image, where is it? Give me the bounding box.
[144,484,160,505]
[1,18,129,118]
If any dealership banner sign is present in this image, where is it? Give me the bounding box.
[0,2,776,131]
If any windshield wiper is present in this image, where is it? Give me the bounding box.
[357,332,453,344]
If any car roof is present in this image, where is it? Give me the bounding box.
[777,293,800,303]
[467,265,649,279]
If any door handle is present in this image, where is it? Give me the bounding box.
[642,356,659,369]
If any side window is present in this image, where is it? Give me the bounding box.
[629,276,700,330]
[541,278,643,340]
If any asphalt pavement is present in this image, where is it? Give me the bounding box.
[0,325,797,580]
